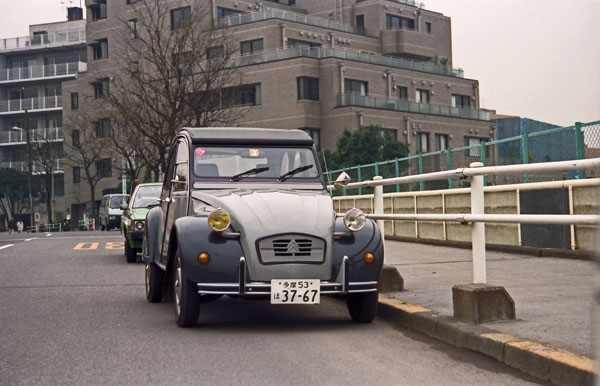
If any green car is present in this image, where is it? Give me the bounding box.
[120,183,162,263]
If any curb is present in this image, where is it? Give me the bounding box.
[377,296,597,386]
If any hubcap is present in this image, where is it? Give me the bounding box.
[144,264,150,296]
[174,257,182,316]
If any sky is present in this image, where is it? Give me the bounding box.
[0,0,598,127]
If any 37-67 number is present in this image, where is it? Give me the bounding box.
[281,289,318,303]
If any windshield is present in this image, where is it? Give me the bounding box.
[109,195,129,209]
[193,146,320,181]
[132,185,161,208]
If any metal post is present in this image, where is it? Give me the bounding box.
[575,122,585,179]
[373,176,385,261]
[470,162,486,284]
[357,165,362,195]
[521,132,530,183]
[480,142,487,186]
[447,150,453,189]
[418,153,424,191]
[394,158,400,192]
[24,109,34,229]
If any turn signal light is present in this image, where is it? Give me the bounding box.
[198,252,210,264]
[364,253,375,264]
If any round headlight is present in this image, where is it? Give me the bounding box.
[135,221,145,230]
[208,209,230,232]
[343,208,366,232]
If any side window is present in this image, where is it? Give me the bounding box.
[161,145,178,198]
[173,141,189,192]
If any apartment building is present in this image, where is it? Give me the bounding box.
[0,8,86,227]
[63,0,494,223]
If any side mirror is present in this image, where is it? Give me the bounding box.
[120,203,128,211]
[333,172,351,190]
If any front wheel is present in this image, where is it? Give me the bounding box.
[346,291,378,323]
[145,263,164,303]
[173,250,200,327]
[125,240,137,263]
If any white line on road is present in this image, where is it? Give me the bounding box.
[0,244,15,250]
[24,238,37,242]
[46,233,52,237]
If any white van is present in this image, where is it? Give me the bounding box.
[99,194,129,231]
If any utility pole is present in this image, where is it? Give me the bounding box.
[25,109,34,228]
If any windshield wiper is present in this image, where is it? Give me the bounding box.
[277,164,313,182]
[230,166,270,182]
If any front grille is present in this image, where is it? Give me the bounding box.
[258,234,325,264]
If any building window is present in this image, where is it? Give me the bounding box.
[91,39,108,60]
[465,136,485,157]
[92,78,109,99]
[206,45,224,60]
[217,7,243,22]
[356,15,365,30]
[96,158,112,178]
[345,79,368,95]
[417,132,429,153]
[287,39,321,48]
[435,134,449,151]
[172,51,192,75]
[416,89,430,104]
[240,39,263,55]
[128,19,138,39]
[89,0,107,21]
[297,77,319,101]
[71,92,79,110]
[425,22,432,33]
[127,0,139,4]
[386,14,415,30]
[221,84,262,108]
[171,6,191,30]
[397,86,408,100]
[72,129,80,147]
[452,94,471,108]
[300,128,321,150]
[73,167,81,183]
[95,118,110,138]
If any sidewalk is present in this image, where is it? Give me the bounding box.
[379,240,598,384]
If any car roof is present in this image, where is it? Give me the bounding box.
[182,127,314,146]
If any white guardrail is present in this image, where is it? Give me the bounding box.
[329,158,600,284]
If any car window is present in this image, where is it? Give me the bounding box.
[173,141,189,192]
[132,185,161,208]
[161,144,177,198]
[109,195,128,209]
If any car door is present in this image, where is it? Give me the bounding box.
[160,139,190,265]
[158,144,177,264]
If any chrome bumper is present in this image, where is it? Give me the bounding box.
[196,256,378,296]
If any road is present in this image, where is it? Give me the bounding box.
[0,231,548,385]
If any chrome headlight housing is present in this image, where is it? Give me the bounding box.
[208,208,230,232]
[135,220,145,231]
[343,208,366,232]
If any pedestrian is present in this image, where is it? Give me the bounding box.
[17,220,24,234]
[7,218,15,234]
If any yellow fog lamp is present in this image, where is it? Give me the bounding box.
[208,208,230,232]
[198,252,210,264]
[364,253,375,264]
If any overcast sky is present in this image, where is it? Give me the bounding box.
[0,0,598,127]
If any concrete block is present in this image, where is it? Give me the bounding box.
[504,341,551,381]
[452,283,516,323]
[378,265,404,292]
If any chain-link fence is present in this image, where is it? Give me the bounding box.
[328,120,600,195]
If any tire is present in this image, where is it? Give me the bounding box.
[173,249,200,327]
[125,240,137,263]
[145,263,164,303]
[346,291,379,323]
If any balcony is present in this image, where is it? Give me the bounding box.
[216,9,364,35]
[337,93,490,121]
[0,29,85,52]
[0,62,86,84]
[381,29,436,59]
[0,159,64,174]
[0,96,62,115]
[0,127,63,146]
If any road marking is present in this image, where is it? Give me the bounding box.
[24,238,36,242]
[0,244,15,250]
[46,233,52,237]
[106,242,124,250]
[73,242,100,250]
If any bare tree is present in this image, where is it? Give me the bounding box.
[106,0,244,181]
[30,132,61,223]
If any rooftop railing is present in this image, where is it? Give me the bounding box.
[0,159,64,174]
[0,29,85,52]
[216,9,365,35]
[0,127,63,145]
[0,96,62,114]
[337,93,490,121]
[0,62,86,83]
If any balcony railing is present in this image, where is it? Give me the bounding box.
[0,159,64,174]
[229,46,463,78]
[0,96,62,114]
[0,62,86,83]
[216,9,365,35]
[0,127,63,145]
[337,93,490,121]
[0,29,86,52]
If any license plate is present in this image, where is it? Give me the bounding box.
[271,279,320,304]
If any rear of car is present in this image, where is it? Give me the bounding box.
[99,194,129,231]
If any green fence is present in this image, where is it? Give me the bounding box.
[327,120,600,196]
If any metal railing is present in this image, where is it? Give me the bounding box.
[330,158,600,284]
[216,9,364,35]
[337,93,490,121]
[0,159,64,173]
[0,96,62,113]
[0,62,86,83]
[78,218,96,231]
[0,28,86,51]
[0,127,63,144]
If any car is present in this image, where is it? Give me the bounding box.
[142,128,383,327]
[99,194,129,231]
[120,183,162,263]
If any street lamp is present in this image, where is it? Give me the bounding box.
[12,109,34,228]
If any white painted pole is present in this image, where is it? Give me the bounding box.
[470,162,486,284]
[373,176,385,241]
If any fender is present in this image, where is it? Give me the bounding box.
[332,218,384,283]
[142,206,164,266]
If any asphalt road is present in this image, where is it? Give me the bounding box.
[0,231,548,386]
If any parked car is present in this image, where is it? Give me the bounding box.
[99,194,129,231]
[120,183,162,263]
[143,128,383,327]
